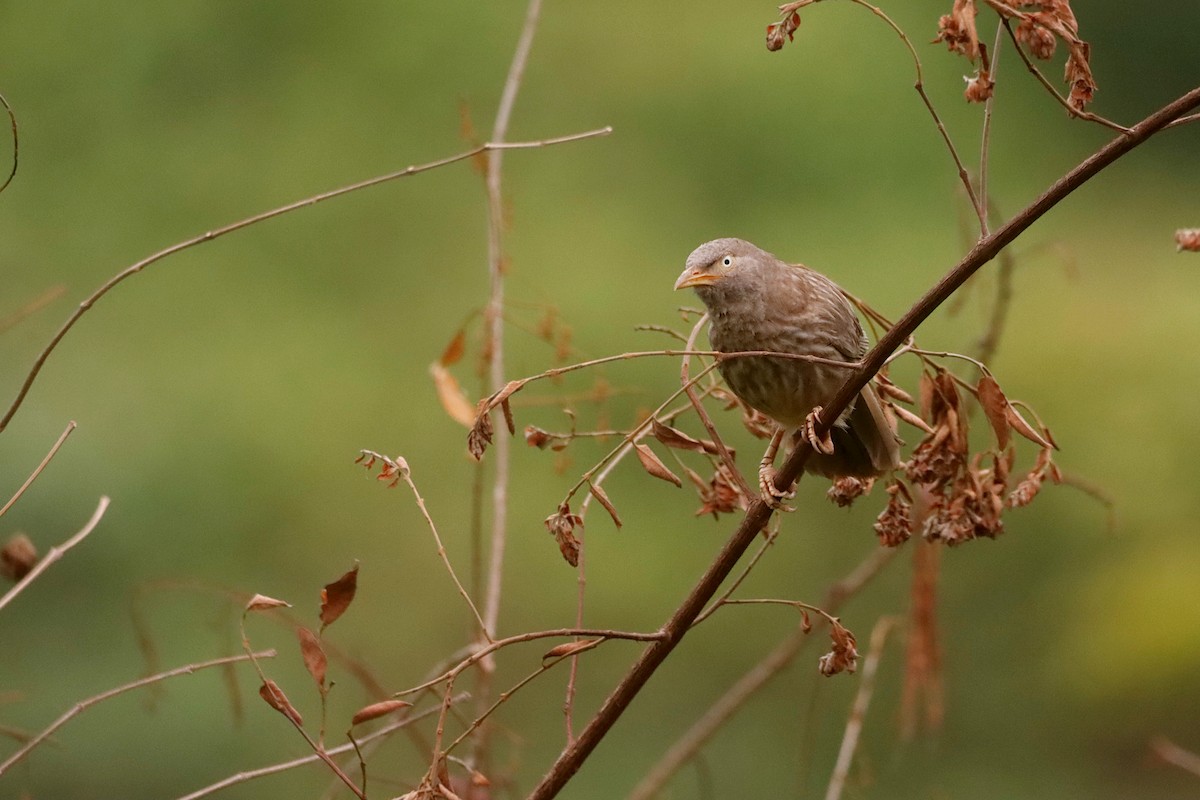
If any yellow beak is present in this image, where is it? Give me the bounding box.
[674,268,720,291]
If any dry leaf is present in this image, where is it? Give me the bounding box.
[651,419,721,456]
[544,502,583,567]
[1006,404,1053,449]
[297,626,327,689]
[320,565,359,629]
[0,534,38,581]
[976,375,1011,449]
[430,362,477,428]
[891,403,936,435]
[439,328,466,367]
[350,699,412,726]
[634,443,682,488]
[1177,229,1200,252]
[588,483,622,529]
[542,639,600,660]
[245,594,292,613]
[259,680,303,726]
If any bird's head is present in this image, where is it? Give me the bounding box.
[674,238,773,301]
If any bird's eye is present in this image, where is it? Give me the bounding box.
[721,256,732,267]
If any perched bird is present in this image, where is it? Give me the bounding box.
[674,238,900,498]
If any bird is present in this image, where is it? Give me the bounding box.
[674,237,900,501]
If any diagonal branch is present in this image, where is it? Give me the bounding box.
[525,85,1200,800]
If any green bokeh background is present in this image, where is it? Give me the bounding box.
[2,2,1198,798]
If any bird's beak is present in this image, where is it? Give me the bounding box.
[674,267,719,291]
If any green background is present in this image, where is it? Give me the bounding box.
[2,1,1198,798]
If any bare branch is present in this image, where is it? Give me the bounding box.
[0,494,107,614]
[0,126,612,434]
[0,650,275,776]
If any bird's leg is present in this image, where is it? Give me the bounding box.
[757,428,795,509]
[803,406,836,455]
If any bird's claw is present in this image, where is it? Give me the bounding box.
[757,463,795,511]
[804,407,836,455]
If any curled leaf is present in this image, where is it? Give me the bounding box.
[439,328,466,367]
[320,565,359,629]
[1006,404,1053,449]
[651,419,723,456]
[297,626,327,689]
[430,362,477,428]
[350,699,412,726]
[259,680,303,726]
[976,375,1011,449]
[634,443,682,488]
[818,620,859,677]
[245,594,292,613]
[588,483,623,529]
[542,639,600,661]
[544,502,583,567]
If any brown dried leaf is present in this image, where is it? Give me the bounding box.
[439,328,466,367]
[430,362,476,428]
[891,403,936,435]
[1175,229,1200,252]
[468,406,495,460]
[634,443,682,488]
[542,639,600,661]
[245,594,292,613]
[259,680,303,726]
[588,483,623,529]
[651,419,723,456]
[1006,404,1052,449]
[297,626,327,689]
[544,502,583,568]
[818,620,859,677]
[350,699,412,726]
[1,533,38,581]
[320,565,359,629]
[976,375,1011,449]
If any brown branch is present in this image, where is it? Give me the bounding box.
[0,126,612,434]
[824,617,897,800]
[174,695,465,800]
[627,547,895,800]
[0,649,275,776]
[0,495,107,614]
[526,86,1200,800]
[0,90,16,195]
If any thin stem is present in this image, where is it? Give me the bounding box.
[844,0,986,234]
[627,547,896,800]
[0,495,107,614]
[0,126,612,434]
[0,284,66,334]
[978,23,1005,237]
[1151,737,1200,779]
[0,90,16,195]
[0,649,275,776]
[393,457,491,640]
[824,617,897,800]
[174,698,463,800]
[0,420,76,520]
[999,18,1130,134]
[527,86,1200,800]
[681,315,752,496]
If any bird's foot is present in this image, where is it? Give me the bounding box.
[757,463,795,511]
[803,407,836,455]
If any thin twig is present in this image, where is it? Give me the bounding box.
[0,420,76,520]
[395,628,664,700]
[480,0,545,654]
[978,22,1005,237]
[379,454,491,640]
[680,315,752,497]
[846,0,987,234]
[627,547,896,800]
[999,19,1130,134]
[0,649,274,776]
[528,86,1200,800]
[1150,736,1200,779]
[0,126,612,434]
[0,91,16,195]
[824,617,897,800]
[175,697,463,800]
[0,495,107,614]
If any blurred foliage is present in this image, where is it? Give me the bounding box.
[1,1,1198,798]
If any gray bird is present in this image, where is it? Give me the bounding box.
[674,238,900,497]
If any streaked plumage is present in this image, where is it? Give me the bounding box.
[674,237,900,479]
